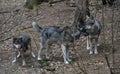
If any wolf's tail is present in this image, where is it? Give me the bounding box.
[32,22,42,33]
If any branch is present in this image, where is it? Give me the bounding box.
[0,8,24,35]
[0,11,19,35]
[0,9,20,14]
[0,36,13,42]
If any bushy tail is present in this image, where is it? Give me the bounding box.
[32,22,42,33]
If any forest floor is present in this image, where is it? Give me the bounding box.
[0,0,120,74]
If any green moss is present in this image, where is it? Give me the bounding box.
[38,59,49,66]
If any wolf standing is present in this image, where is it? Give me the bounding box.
[32,22,74,64]
[85,15,102,54]
[12,34,36,66]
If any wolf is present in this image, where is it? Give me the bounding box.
[85,15,102,54]
[12,34,36,66]
[31,21,87,64]
[32,22,74,64]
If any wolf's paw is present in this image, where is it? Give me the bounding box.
[94,50,98,54]
[87,47,90,50]
[89,51,93,55]
[67,58,71,62]
[38,57,42,60]
[12,59,16,63]
[64,61,69,64]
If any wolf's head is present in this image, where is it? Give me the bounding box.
[13,37,22,49]
[85,15,95,29]
[85,15,96,33]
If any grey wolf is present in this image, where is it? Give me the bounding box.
[32,22,74,64]
[85,15,102,54]
[12,34,36,66]
[31,22,86,64]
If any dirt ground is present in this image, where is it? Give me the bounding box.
[0,0,120,74]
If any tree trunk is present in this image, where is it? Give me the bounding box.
[25,0,43,9]
[72,0,90,29]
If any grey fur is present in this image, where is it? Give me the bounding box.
[85,15,102,54]
[12,34,35,66]
[32,22,83,64]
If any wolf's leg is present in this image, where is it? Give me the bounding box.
[66,50,71,62]
[45,44,50,59]
[38,42,44,60]
[66,45,71,62]
[94,38,98,54]
[89,38,93,54]
[61,44,69,64]
[94,44,98,54]
[12,50,18,63]
[21,52,26,66]
[29,43,36,58]
[97,37,100,46]
[87,36,90,50]
[31,51,36,58]
[17,51,20,58]
[38,47,42,60]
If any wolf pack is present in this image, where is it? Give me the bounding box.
[12,13,102,66]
